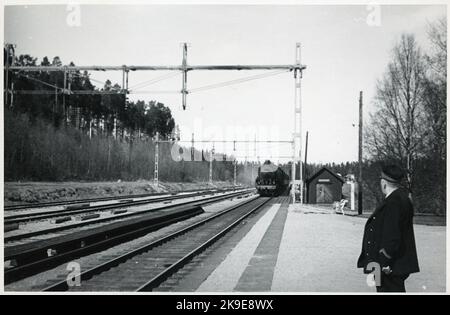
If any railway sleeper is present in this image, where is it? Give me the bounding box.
[5,223,20,232]
[51,216,72,224]
[64,203,90,210]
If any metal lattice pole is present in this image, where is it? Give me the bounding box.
[154,132,159,185]
[291,140,296,203]
[292,43,304,204]
[10,82,14,108]
[209,143,214,185]
[7,42,306,111]
[233,141,237,186]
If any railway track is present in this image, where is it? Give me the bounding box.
[42,196,271,292]
[4,187,240,211]
[4,188,254,244]
[4,188,242,225]
[4,189,255,284]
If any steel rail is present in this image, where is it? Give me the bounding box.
[136,197,272,292]
[4,187,238,211]
[42,196,266,291]
[4,189,254,243]
[5,206,204,284]
[4,188,241,224]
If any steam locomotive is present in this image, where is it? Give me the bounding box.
[255,160,290,197]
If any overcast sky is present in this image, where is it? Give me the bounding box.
[4,3,446,164]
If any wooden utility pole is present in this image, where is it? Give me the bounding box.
[304,131,309,202]
[358,91,363,215]
[154,132,159,186]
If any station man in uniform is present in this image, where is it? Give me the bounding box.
[357,165,420,292]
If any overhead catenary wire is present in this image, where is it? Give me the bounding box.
[129,90,180,94]
[12,70,124,94]
[129,71,181,90]
[14,72,63,91]
[10,64,294,97]
[188,69,290,93]
[71,69,181,93]
[69,71,119,89]
[233,155,294,159]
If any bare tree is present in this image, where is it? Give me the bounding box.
[366,34,428,191]
[423,17,446,160]
[426,17,446,79]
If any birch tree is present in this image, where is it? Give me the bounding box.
[366,34,427,191]
[423,17,446,160]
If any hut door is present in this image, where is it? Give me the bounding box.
[316,184,333,203]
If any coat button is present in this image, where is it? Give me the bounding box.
[368,241,371,244]
[373,217,376,220]
[366,253,369,256]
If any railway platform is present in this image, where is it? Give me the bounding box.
[194,200,446,293]
[4,194,445,293]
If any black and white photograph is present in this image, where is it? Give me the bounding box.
[1,0,447,297]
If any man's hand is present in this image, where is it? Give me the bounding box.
[382,266,392,275]
[378,248,392,270]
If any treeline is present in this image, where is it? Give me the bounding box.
[3,19,446,216]
[4,110,240,183]
[305,19,446,215]
[3,49,244,183]
[4,51,176,141]
[362,19,446,215]
[303,161,444,215]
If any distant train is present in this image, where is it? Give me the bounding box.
[255,160,290,197]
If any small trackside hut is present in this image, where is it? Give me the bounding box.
[306,167,344,204]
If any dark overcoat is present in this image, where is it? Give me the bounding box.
[357,188,420,275]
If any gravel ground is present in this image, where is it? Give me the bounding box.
[4,193,258,292]
[4,190,251,247]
